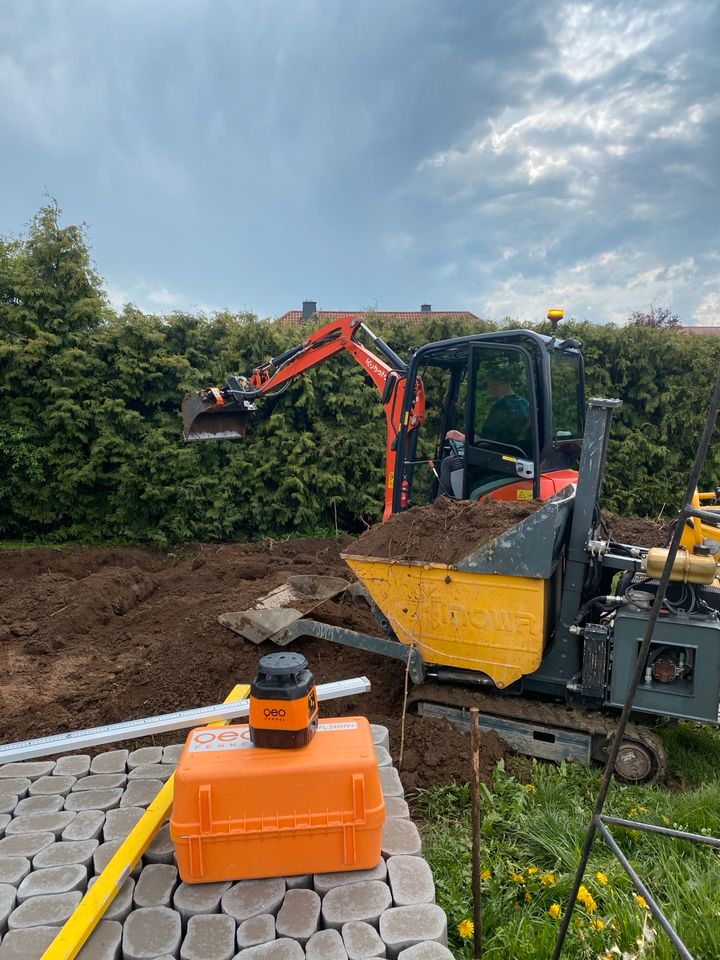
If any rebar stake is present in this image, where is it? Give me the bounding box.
[470,706,483,959]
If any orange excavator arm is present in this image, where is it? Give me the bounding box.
[182,315,426,520]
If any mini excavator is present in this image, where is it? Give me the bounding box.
[183,313,720,782]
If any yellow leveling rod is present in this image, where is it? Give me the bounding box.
[41,683,251,960]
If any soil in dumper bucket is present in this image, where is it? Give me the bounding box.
[349,496,542,565]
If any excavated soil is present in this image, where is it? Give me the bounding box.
[604,512,671,548]
[349,497,543,565]
[0,538,503,788]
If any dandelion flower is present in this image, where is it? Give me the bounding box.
[662,815,671,826]
[525,783,537,793]
[457,919,474,940]
[591,918,606,930]
[480,869,491,881]
[596,871,608,886]
[527,866,539,875]
[524,891,533,903]
[578,885,598,913]
[540,873,556,886]
[635,894,648,910]
[549,903,561,920]
[510,871,525,884]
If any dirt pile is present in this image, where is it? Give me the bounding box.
[349,497,542,565]
[604,513,670,548]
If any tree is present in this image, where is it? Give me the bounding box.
[627,306,681,328]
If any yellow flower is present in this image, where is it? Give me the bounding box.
[524,891,533,903]
[628,806,637,817]
[540,873,557,886]
[525,783,537,793]
[574,918,584,928]
[591,918,606,930]
[549,903,561,920]
[637,805,649,814]
[480,869,491,881]
[635,894,648,910]
[527,866,539,875]
[510,871,525,884]
[457,918,474,940]
[662,815,671,826]
[596,871,608,886]
[578,885,598,913]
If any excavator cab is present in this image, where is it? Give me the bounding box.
[394,330,585,511]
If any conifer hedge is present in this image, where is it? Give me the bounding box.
[1,205,718,543]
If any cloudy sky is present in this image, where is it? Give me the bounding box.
[1,0,719,324]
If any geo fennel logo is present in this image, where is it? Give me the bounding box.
[188,729,253,752]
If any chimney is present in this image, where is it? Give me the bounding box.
[420,303,432,313]
[302,300,317,321]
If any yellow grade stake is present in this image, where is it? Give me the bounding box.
[41,683,251,960]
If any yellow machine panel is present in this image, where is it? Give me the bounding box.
[343,555,548,689]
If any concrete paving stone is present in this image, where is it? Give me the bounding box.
[63,810,106,841]
[161,744,184,765]
[321,881,392,931]
[276,888,321,945]
[87,876,135,922]
[0,833,55,858]
[0,780,30,801]
[0,924,58,959]
[17,863,87,903]
[284,873,312,889]
[374,746,392,768]
[236,914,275,949]
[103,807,145,842]
[76,919,122,960]
[93,841,142,878]
[0,884,16,933]
[0,797,17,817]
[173,880,232,921]
[28,775,77,798]
[133,863,178,908]
[0,859,30,886]
[14,794,64,816]
[7,891,81,930]
[0,816,9,839]
[233,939,304,960]
[127,763,175,782]
[121,905,181,960]
[306,929,348,960]
[379,768,404,799]
[5,812,76,838]
[313,860,387,896]
[90,751,127,775]
[381,821,421,859]
[54,755,91,778]
[65,789,123,813]
[386,857,434,907]
[370,726,389,752]
[221,878,286,922]
[396,943,454,960]
[342,921,386,959]
[34,839,99,870]
[119,780,163,809]
[181,914,236,960]
[144,823,174,864]
[378,905,448,960]
[127,747,163,769]
[71,774,127,793]
[384,798,410,821]
[0,762,55,782]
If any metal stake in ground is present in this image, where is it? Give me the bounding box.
[470,707,483,959]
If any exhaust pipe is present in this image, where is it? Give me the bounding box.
[182,389,256,442]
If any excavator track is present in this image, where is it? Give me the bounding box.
[408,683,667,784]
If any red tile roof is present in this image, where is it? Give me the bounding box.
[277,309,480,326]
[680,326,720,335]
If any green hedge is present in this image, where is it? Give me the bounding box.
[2,205,719,543]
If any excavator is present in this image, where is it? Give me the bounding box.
[183,312,720,783]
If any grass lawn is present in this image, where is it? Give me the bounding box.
[417,723,720,959]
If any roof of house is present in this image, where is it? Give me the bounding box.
[679,326,720,335]
[277,309,480,326]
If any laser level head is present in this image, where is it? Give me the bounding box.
[249,652,319,748]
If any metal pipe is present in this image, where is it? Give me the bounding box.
[595,818,694,960]
[599,815,720,849]
[470,707,483,959]
[553,370,720,960]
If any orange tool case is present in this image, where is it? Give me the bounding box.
[170,716,385,883]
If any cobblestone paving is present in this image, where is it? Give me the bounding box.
[0,726,451,959]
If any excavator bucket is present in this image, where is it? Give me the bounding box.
[182,391,254,442]
[219,575,350,645]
